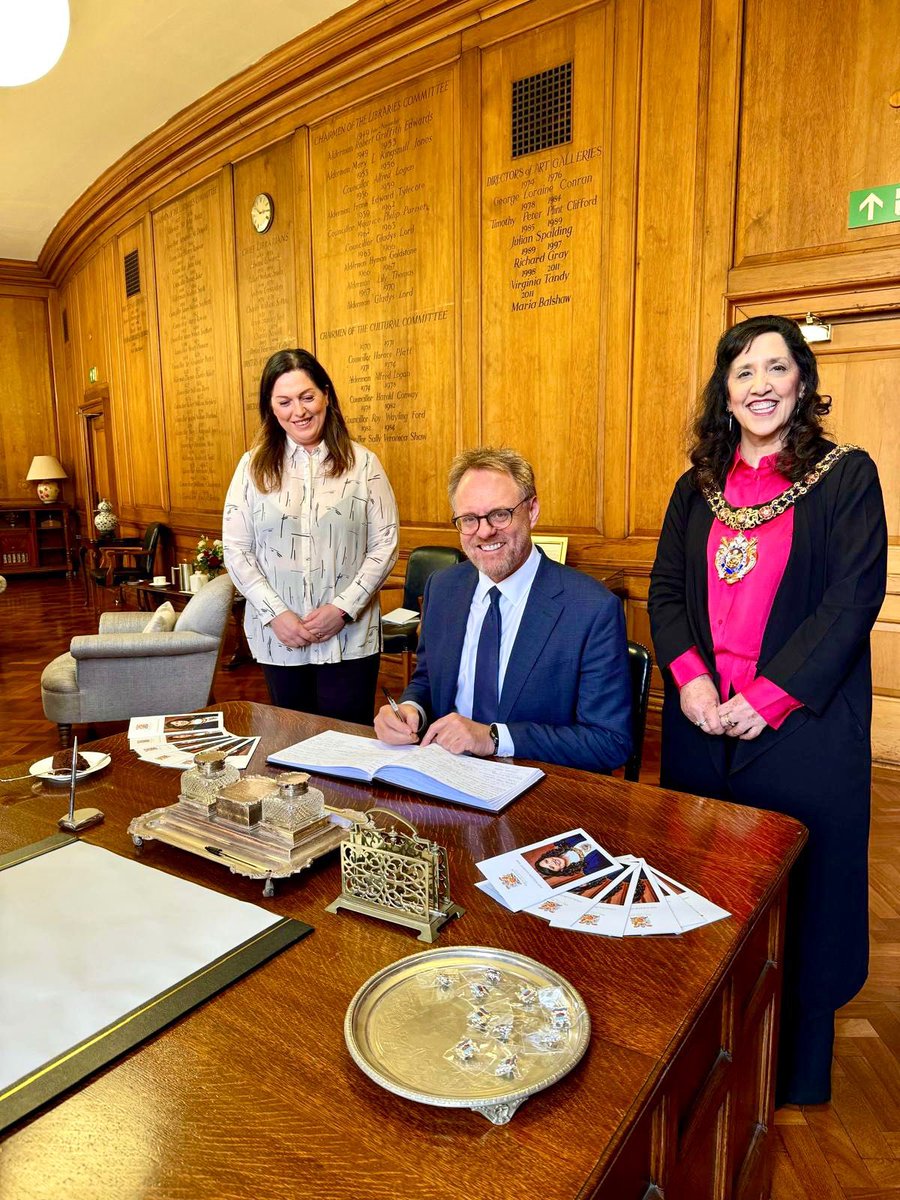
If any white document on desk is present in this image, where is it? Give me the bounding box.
[381,607,419,624]
[0,841,281,1094]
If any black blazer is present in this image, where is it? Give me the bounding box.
[649,443,887,1013]
[649,444,887,777]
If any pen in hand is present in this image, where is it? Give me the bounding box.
[381,686,403,720]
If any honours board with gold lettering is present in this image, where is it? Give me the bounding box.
[310,70,458,524]
[480,13,609,530]
[153,177,243,514]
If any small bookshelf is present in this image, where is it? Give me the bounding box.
[0,503,73,575]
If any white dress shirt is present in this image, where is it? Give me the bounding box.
[454,544,542,755]
[223,439,398,666]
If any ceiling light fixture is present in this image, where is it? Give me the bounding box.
[0,0,70,88]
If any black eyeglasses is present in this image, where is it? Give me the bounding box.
[451,497,532,535]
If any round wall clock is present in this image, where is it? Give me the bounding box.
[251,192,274,234]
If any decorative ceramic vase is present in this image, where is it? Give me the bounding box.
[36,481,60,503]
[93,499,117,537]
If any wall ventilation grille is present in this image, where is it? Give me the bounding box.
[511,61,573,159]
[124,249,141,297]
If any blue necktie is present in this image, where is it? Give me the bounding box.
[472,586,502,724]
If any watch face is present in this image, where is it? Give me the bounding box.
[251,193,274,233]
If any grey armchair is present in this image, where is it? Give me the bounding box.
[41,574,234,746]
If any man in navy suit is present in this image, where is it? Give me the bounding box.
[374,447,631,771]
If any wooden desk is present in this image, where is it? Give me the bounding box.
[0,702,805,1200]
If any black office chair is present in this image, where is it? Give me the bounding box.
[382,545,465,683]
[624,640,653,782]
[107,522,165,586]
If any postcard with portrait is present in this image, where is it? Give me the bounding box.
[622,862,682,937]
[644,864,731,931]
[529,863,625,925]
[476,827,619,912]
[564,864,640,937]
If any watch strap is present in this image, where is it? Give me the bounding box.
[488,723,500,754]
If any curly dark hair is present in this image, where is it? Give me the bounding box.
[689,315,831,491]
[249,349,355,492]
[533,840,587,878]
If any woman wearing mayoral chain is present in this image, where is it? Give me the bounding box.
[648,314,887,1106]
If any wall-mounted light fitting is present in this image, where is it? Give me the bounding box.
[800,312,832,344]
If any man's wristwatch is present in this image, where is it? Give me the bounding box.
[488,723,500,755]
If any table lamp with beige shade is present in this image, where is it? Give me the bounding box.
[25,455,67,503]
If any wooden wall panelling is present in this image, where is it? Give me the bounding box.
[458,47,482,464]
[73,247,114,392]
[694,0,744,418]
[110,218,169,520]
[736,0,900,271]
[0,260,53,297]
[630,0,708,536]
[44,289,77,510]
[0,294,57,500]
[67,249,124,526]
[478,5,609,531]
[308,65,460,525]
[232,136,302,440]
[54,277,87,521]
[152,171,244,530]
[598,0,642,543]
[291,128,316,369]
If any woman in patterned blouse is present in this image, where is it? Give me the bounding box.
[224,349,399,724]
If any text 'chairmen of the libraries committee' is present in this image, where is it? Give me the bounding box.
[374,447,632,771]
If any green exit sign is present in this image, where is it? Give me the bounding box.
[848,183,900,229]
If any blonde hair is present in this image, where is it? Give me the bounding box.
[447,447,537,508]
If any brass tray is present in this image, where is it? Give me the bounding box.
[345,945,589,1124]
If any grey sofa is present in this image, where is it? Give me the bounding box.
[41,573,235,746]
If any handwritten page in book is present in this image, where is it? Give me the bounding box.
[389,744,540,802]
[275,730,399,775]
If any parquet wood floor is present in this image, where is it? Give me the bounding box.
[2,575,898,1196]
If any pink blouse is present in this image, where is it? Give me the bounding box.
[670,448,802,729]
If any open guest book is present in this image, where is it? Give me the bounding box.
[267,730,544,813]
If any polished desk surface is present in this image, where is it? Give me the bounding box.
[0,702,805,1200]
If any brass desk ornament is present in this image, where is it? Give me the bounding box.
[326,809,464,942]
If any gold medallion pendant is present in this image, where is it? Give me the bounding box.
[715,533,758,584]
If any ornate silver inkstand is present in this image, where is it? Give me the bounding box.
[128,757,363,895]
